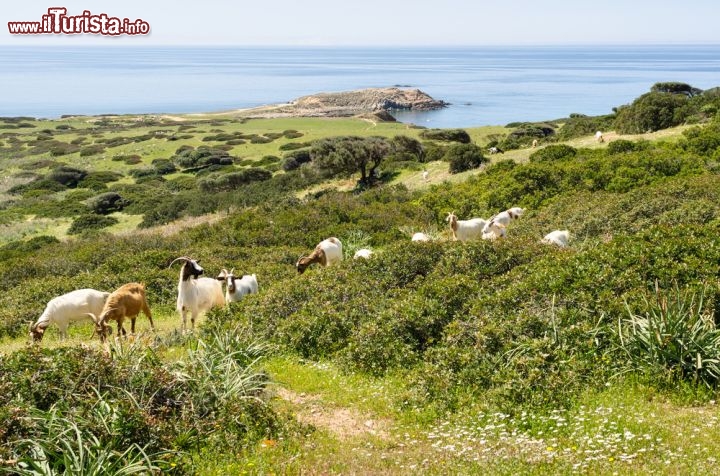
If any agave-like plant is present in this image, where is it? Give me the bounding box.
[617,282,720,387]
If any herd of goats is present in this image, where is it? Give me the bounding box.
[28,207,570,344]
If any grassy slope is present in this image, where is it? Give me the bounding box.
[1,114,716,475]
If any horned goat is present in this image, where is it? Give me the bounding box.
[217,268,259,303]
[88,283,154,342]
[296,237,343,274]
[30,288,109,342]
[170,256,225,331]
[446,212,487,242]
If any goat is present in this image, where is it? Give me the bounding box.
[422,170,429,182]
[411,232,431,242]
[170,256,225,331]
[217,268,259,303]
[446,212,487,242]
[595,131,604,143]
[488,146,504,154]
[482,220,507,240]
[296,237,343,274]
[88,283,154,342]
[353,248,374,259]
[542,230,571,247]
[30,288,109,342]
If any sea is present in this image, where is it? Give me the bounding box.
[1,45,719,128]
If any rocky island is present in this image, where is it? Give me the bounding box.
[237,87,448,120]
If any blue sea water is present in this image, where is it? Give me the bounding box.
[1,45,719,127]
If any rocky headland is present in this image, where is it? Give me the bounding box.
[237,87,447,120]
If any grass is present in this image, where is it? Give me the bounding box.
[200,354,720,475]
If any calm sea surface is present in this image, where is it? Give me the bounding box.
[1,45,718,127]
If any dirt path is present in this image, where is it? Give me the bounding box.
[275,387,390,441]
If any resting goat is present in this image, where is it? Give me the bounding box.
[170,256,225,331]
[30,288,109,342]
[411,232,431,242]
[296,237,343,274]
[88,283,154,342]
[353,248,374,259]
[542,230,571,248]
[217,268,259,303]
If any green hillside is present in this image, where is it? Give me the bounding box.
[2,87,720,473]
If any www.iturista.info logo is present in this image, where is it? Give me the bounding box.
[8,7,150,36]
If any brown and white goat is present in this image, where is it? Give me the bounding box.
[89,282,154,342]
[296,237,343,274]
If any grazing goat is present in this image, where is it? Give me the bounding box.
[542,230,571,247]
[217,268,259,303]
[481,207,524,237]
[446,212,487,242]
[482,221,507,240]
[411,232,431,242]
[170,256,225,331]
[353,248,374,259]
[488,146,504,154]
[88,283,154,342]
[595,131,604,143]
[296,237,343,274]
[532,139,539,148]
[30,288,109,342]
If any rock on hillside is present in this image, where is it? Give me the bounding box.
[240,88,447,119]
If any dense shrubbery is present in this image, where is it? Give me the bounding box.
[0,329,286,471]
[419,128,471,143]
[68,214,118,234]
[614,92,688,134]
[556,113,615,141]
[446,143,487,173]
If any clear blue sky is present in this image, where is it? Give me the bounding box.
[3,0,719,45]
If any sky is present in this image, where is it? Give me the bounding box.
[2,0,719,46]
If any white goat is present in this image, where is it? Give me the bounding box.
[411,232,431,242]
[482,221,507,240]
[446,212,487,242]
[170,256,225,331]
[542,230,571,247]
[296,237,343,274]
[217,268,259,303]
[30,288,109,342]
[353,248,374,259]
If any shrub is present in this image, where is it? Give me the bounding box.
[282,150,312,171]
[87,192,128,215]
[606,139,638,154]
[49,166,87,188]
[79,144,106,157]
[419,129,471,143]
[151,158,178,175]
[446,143,487,174]
[614,92,688,134]
[529,144,577,162]
[68,214,118,234]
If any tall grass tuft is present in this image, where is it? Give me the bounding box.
[8,403,167,476]
[617,282,720,387]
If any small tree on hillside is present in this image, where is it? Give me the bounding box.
[311,136,390,185]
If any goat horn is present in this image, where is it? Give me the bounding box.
[168,256,190,268]
[230,268,235,275]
